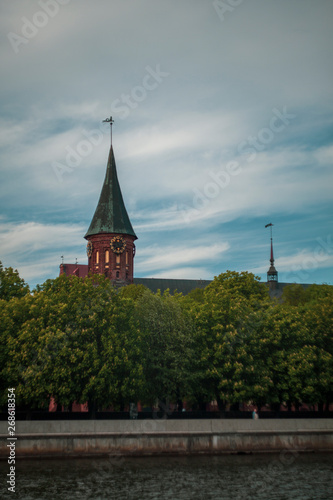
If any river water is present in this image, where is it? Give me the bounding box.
[1,453,332,499]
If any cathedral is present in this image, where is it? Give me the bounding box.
[60,120,295,298]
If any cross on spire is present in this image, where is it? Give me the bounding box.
[103,116,114,145]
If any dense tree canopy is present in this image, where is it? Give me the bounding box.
[0,267,332,412]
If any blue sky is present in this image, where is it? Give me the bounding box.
[1,0,332,289]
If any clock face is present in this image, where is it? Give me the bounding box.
[86,241,93,257]
[110,236,126,254]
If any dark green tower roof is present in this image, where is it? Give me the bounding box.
[85,146,137,239]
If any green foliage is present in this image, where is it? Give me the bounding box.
[183,287,205,304]
[118,283,149,301]
[0,293,34,407]
[134,290,194,406]
[304,284,333,303]
[0,261,30,300]
[190,271,272,409]
[206,271,270,305]
[282,283,333,306]
[281,284,307,306]
[258,304,307,406]
[1,268,332,412]
[1,274,143,410]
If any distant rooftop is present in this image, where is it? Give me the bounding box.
[133,277,212,295]
[59,264,312,299]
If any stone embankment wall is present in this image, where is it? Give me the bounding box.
[1,419,332,458]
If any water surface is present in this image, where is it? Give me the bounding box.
[1,453,332,499]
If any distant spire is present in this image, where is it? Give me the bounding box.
[265,223,278,282]
[270,238,274,264]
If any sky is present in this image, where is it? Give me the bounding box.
[1,0,332,290]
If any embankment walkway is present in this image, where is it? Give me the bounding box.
[1,419,332,458]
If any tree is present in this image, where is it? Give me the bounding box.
[97,289,144,411]
[301,294,333,409]
[3,274,145,412]
[134,289,195,409]
[282,283,333,306]
[191,271,271,410]
[258,304,308,410]
[2,262,331,415]
[0,293,33,409]
[0,261,29,300]
[118,283,149,301]
[281,283,307,306]
[304,284,333,303]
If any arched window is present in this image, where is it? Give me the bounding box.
[96,251,99,264]
[105,250,109,264]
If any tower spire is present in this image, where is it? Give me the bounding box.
[84,119,137,285]
[84,145,136,239]
[265,223,278,283]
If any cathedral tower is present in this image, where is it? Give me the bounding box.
[84,119,137,284]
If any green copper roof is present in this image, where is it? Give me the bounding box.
[85,146,137,239]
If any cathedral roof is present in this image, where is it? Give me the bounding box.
[133,277,212,295]
[85,146,137,239]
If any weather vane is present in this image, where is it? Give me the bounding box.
[103,116,114,145]
[265,222,274,239]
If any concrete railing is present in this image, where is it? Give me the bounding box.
[1,419,332,458]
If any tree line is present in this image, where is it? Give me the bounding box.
[0,261,332,412]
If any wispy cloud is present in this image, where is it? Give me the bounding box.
[0,220,86,286]
[137,242,230,273]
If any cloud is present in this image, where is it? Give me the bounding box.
[137,242,230,274]
[0,221,84,254]
[148,267,212,280]
[0,220,87,286]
